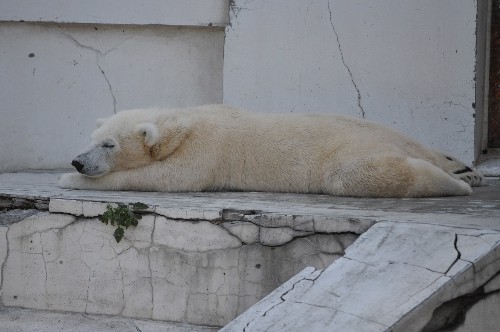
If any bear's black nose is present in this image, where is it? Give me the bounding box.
[71,160,84,173]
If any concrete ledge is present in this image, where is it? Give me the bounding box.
[1,172,499,330]
[0,0,229,27]
[0,173,362,327]
[477,149,500,177]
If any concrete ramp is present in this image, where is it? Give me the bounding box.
[223,222,500,332]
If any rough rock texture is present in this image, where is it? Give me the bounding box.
[0,210,356,326]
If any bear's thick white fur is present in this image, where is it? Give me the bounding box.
[59,105,482,197]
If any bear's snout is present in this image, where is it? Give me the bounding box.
[71,159,84,173]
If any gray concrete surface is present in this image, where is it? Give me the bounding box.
[223,222,500,332]
[0,307,218,332]
[0,172,499,331]
[0,172,498,226]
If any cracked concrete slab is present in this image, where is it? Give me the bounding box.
[344,222,461,274]
[259,227,312,246]
[224,222,500,332]
[222,221,260,244]
[2,228,345,325]
[219,267,318,331]
[153,216,242,252]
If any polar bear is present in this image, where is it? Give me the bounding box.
[59,105,482,198]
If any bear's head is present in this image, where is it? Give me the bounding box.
[71,109,186,177]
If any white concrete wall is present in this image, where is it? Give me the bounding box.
[0,203,357,326]
[0,0,229,26]
[224,0,479,165]
[0,23,224,172]
[0,0,482,171]
[0,0,227,172]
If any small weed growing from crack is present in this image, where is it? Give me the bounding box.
[99,202,148,243]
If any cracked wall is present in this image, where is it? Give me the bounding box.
[0,22,224,172]
[0,210,358,327]
[223,0,478,165]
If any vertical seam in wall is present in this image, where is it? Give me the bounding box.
[482,0,493,153]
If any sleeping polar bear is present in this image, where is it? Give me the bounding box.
[59,104,482,198]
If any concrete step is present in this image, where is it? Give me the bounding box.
[1,172,499,331]
[0,172,364,327]
[0,307,218,332]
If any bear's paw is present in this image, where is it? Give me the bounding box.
[59,173,87,189]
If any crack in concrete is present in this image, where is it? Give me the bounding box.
[221,212,361,247]
[236,245,243,316]
[294,300,389,328]
[335,307,388,327]
[77,223,93,314]
[445,234,462,275]
[385,233,484,279]
[97,62,117,114]
[117,256,126,316]
[228,0,251,28]
[401,261,449,276]
[149,215,156,319]
[51,201,368,239]
[305,268,324,281]
[242,271,316,331]
[84,267,91,314]
[456,232,500,245]
[342,255,377,267]
[0,227,10,306]
[132,320,143,332]
[55,30,118,114]
[327,0,365,118]
[40,238,49,297]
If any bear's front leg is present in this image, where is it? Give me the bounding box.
[59,161,214,192]
[59,173,103,190]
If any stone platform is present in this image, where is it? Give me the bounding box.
[0,172,499,331]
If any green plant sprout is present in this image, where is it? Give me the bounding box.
[99,202,148,243]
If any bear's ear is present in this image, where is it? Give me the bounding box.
[136,122,160,147]
[96,118,108,128]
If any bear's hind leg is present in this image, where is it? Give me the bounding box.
[403,158,472,197]
[324,155,472,198]
[433,153,483,187]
